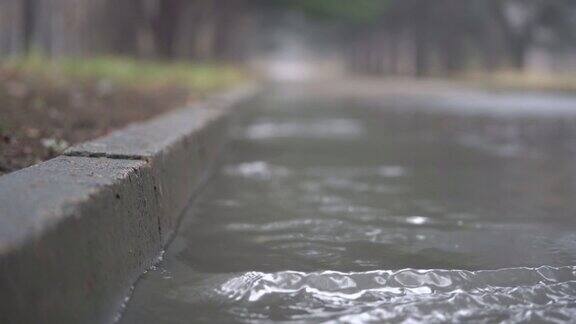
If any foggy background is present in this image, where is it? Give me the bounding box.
[2,0,576,78]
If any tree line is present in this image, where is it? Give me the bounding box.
[0,0,258,61]
[340,0,576,76]
[1,0,575,76]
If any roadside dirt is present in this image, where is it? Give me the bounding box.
[0,69,193,176]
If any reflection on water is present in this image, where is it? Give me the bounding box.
[121,85,576,323]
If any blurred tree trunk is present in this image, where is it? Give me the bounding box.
[413,0,431,77]
[0,0,25,56]
[194,0,217,60]
[508,36,530,69]
[22,0,35,53]
[213,0,254,62]
[213,0,239,60]
[478,9,506,71]
[389,28,402,75]
[491,0,537,70]
[153,0,186,58]
[172,0,217,60]
[439,0,466,75]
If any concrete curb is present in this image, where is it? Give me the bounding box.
[0,84,258,324]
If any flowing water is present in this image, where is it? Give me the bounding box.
[121,83,576,323]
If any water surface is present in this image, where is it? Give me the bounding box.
[121,84,576,323]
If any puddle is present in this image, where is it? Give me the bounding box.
[120,85,576,323]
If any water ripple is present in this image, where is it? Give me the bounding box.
[216,267,576,322]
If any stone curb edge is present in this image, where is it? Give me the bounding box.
[0,84,259,324]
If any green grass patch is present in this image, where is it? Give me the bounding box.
[2,55,245,92]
